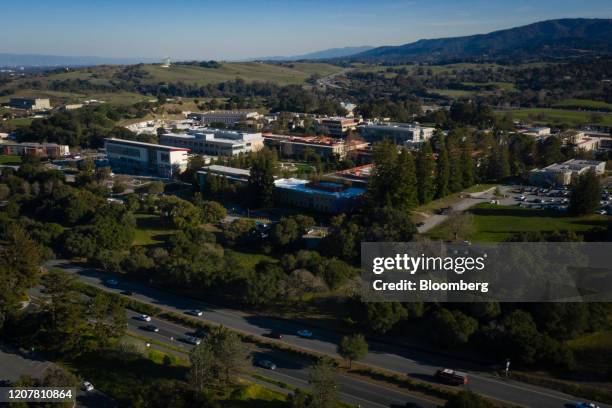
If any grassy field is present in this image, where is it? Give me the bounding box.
[552,98,612,111]
[412,184,497,218]
[461,81,516,91]
[567,331,612,374]
[426,203,612,242]
[132,213,177,246]
[0,155,22,165]
[228,249,276,270]
[496,108,612,127]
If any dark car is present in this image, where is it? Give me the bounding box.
[120,290,134,296]
[435,368,468,385]
[255,359,277,370]
[143,324,159,332]
[269,331,283,339]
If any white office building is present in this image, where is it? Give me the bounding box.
[105,138,189,178]
[358,122,435,146]
[160,128,264,156]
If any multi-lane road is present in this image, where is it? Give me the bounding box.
[48,259,611,408]
[125,309,439,408]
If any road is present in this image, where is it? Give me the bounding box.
[0,344,114,408]
[416,187,498,233]
[126,310,439,408]
[49,260,611,408]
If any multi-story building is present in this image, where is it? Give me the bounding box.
[197,165,251,187]
[318,117,359,138]
[529,159,606,186]
[274,178,365,214]
[1,142,69,158]
[160,128,264,156]
[262,134,368,159]
[187,110,261,126]
[9,98,51,111]
[358,122,435,146]
[105,138,189,178]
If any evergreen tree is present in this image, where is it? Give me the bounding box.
[416,141,435,204]
[461,137,475,188]
[393,150,418,210]
[436,136,450,198]
[248,148,277,208]
[569,169,602,215]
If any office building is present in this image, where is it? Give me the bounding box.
[1,142,69,158]
[275,178,365,214]
[262,134,368,159]
[9,97,51,111]
[105,138,189,178]
[318,117,359,138]
[187,110,261,125]
[160,128,264,156]
[529,159,606,186]
[358,122,435,146]
[197,165,251,187]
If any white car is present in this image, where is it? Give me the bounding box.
[517,195,526,201]
[82,381,94,392]
[186,310,203,317]
[297,329,313,338]
[184,336,201,345]
[136,314,151,322]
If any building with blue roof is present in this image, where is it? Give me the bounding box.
[274,178,365,214]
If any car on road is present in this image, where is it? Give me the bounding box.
[143,324,159,333]
[186,309,203,317]
[184,336,201,345]
[120,290,134,296]
[82,381,94,392]
[105,279,118,286]
[297,329,313,338]
[435,368,468,385]
[574,403,600,408]
[136,314,151,322]
[517,195,526,201]
[255,359,277,370]
[268,331,283,339]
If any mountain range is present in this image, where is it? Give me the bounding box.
[255,46,374,61]
[346,18,612,63]
[0,53,160,68]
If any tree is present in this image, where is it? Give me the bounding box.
[430,309,478,347]
[145,181,165,195]
[309,357,338,408]
[0,225,43,330]
[569,168,601,215]
[249,148,277,208]
[364,302,407,334]
[159,196,203,230]
[89,292,127,349]
[337,334,368,368]
[436,136,450,198]
[188,342,217,392]
[416,142,435,204]
[446,212,475,241]
[200,200,227,224]
[461,137,475,188]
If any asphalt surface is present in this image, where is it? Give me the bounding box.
[48,260,611,408]
[126,309,439,408]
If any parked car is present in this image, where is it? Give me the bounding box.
[435,368,468,385]
[106,279,118,286]
[574,403,600,408]
[184,336,201,345]
[186,309,203,316]
[136,314,151,322]
[255,359,277,370]
[143,324,159,333]
[297,329,313,338]
[269,331,283,339]
[82,381,94,392]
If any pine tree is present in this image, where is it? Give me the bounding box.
[393,150,418,210]
[248,148,277,208]
[416,142,435,204]
[436,136,450,198]
[461,137,475,188]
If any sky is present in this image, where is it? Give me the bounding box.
[2,0,611,60]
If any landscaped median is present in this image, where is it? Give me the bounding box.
[71,280,503,406]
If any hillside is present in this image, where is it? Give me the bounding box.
[348,18,612,63]
[259,46,374,61]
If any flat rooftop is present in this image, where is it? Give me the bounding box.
[105,138,189,151]
[198,165,251,177]
[274,178,365,198]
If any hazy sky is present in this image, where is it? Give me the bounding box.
[2,0,611,60]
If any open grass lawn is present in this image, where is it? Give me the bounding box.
[496,108,612,127]
[427,203,612,242]
[228,383,287,408]
[227,249,276,270]
[553,98,612,112]
[461,81,516,91]
[0,154,22,165]
[133,213,177,246]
